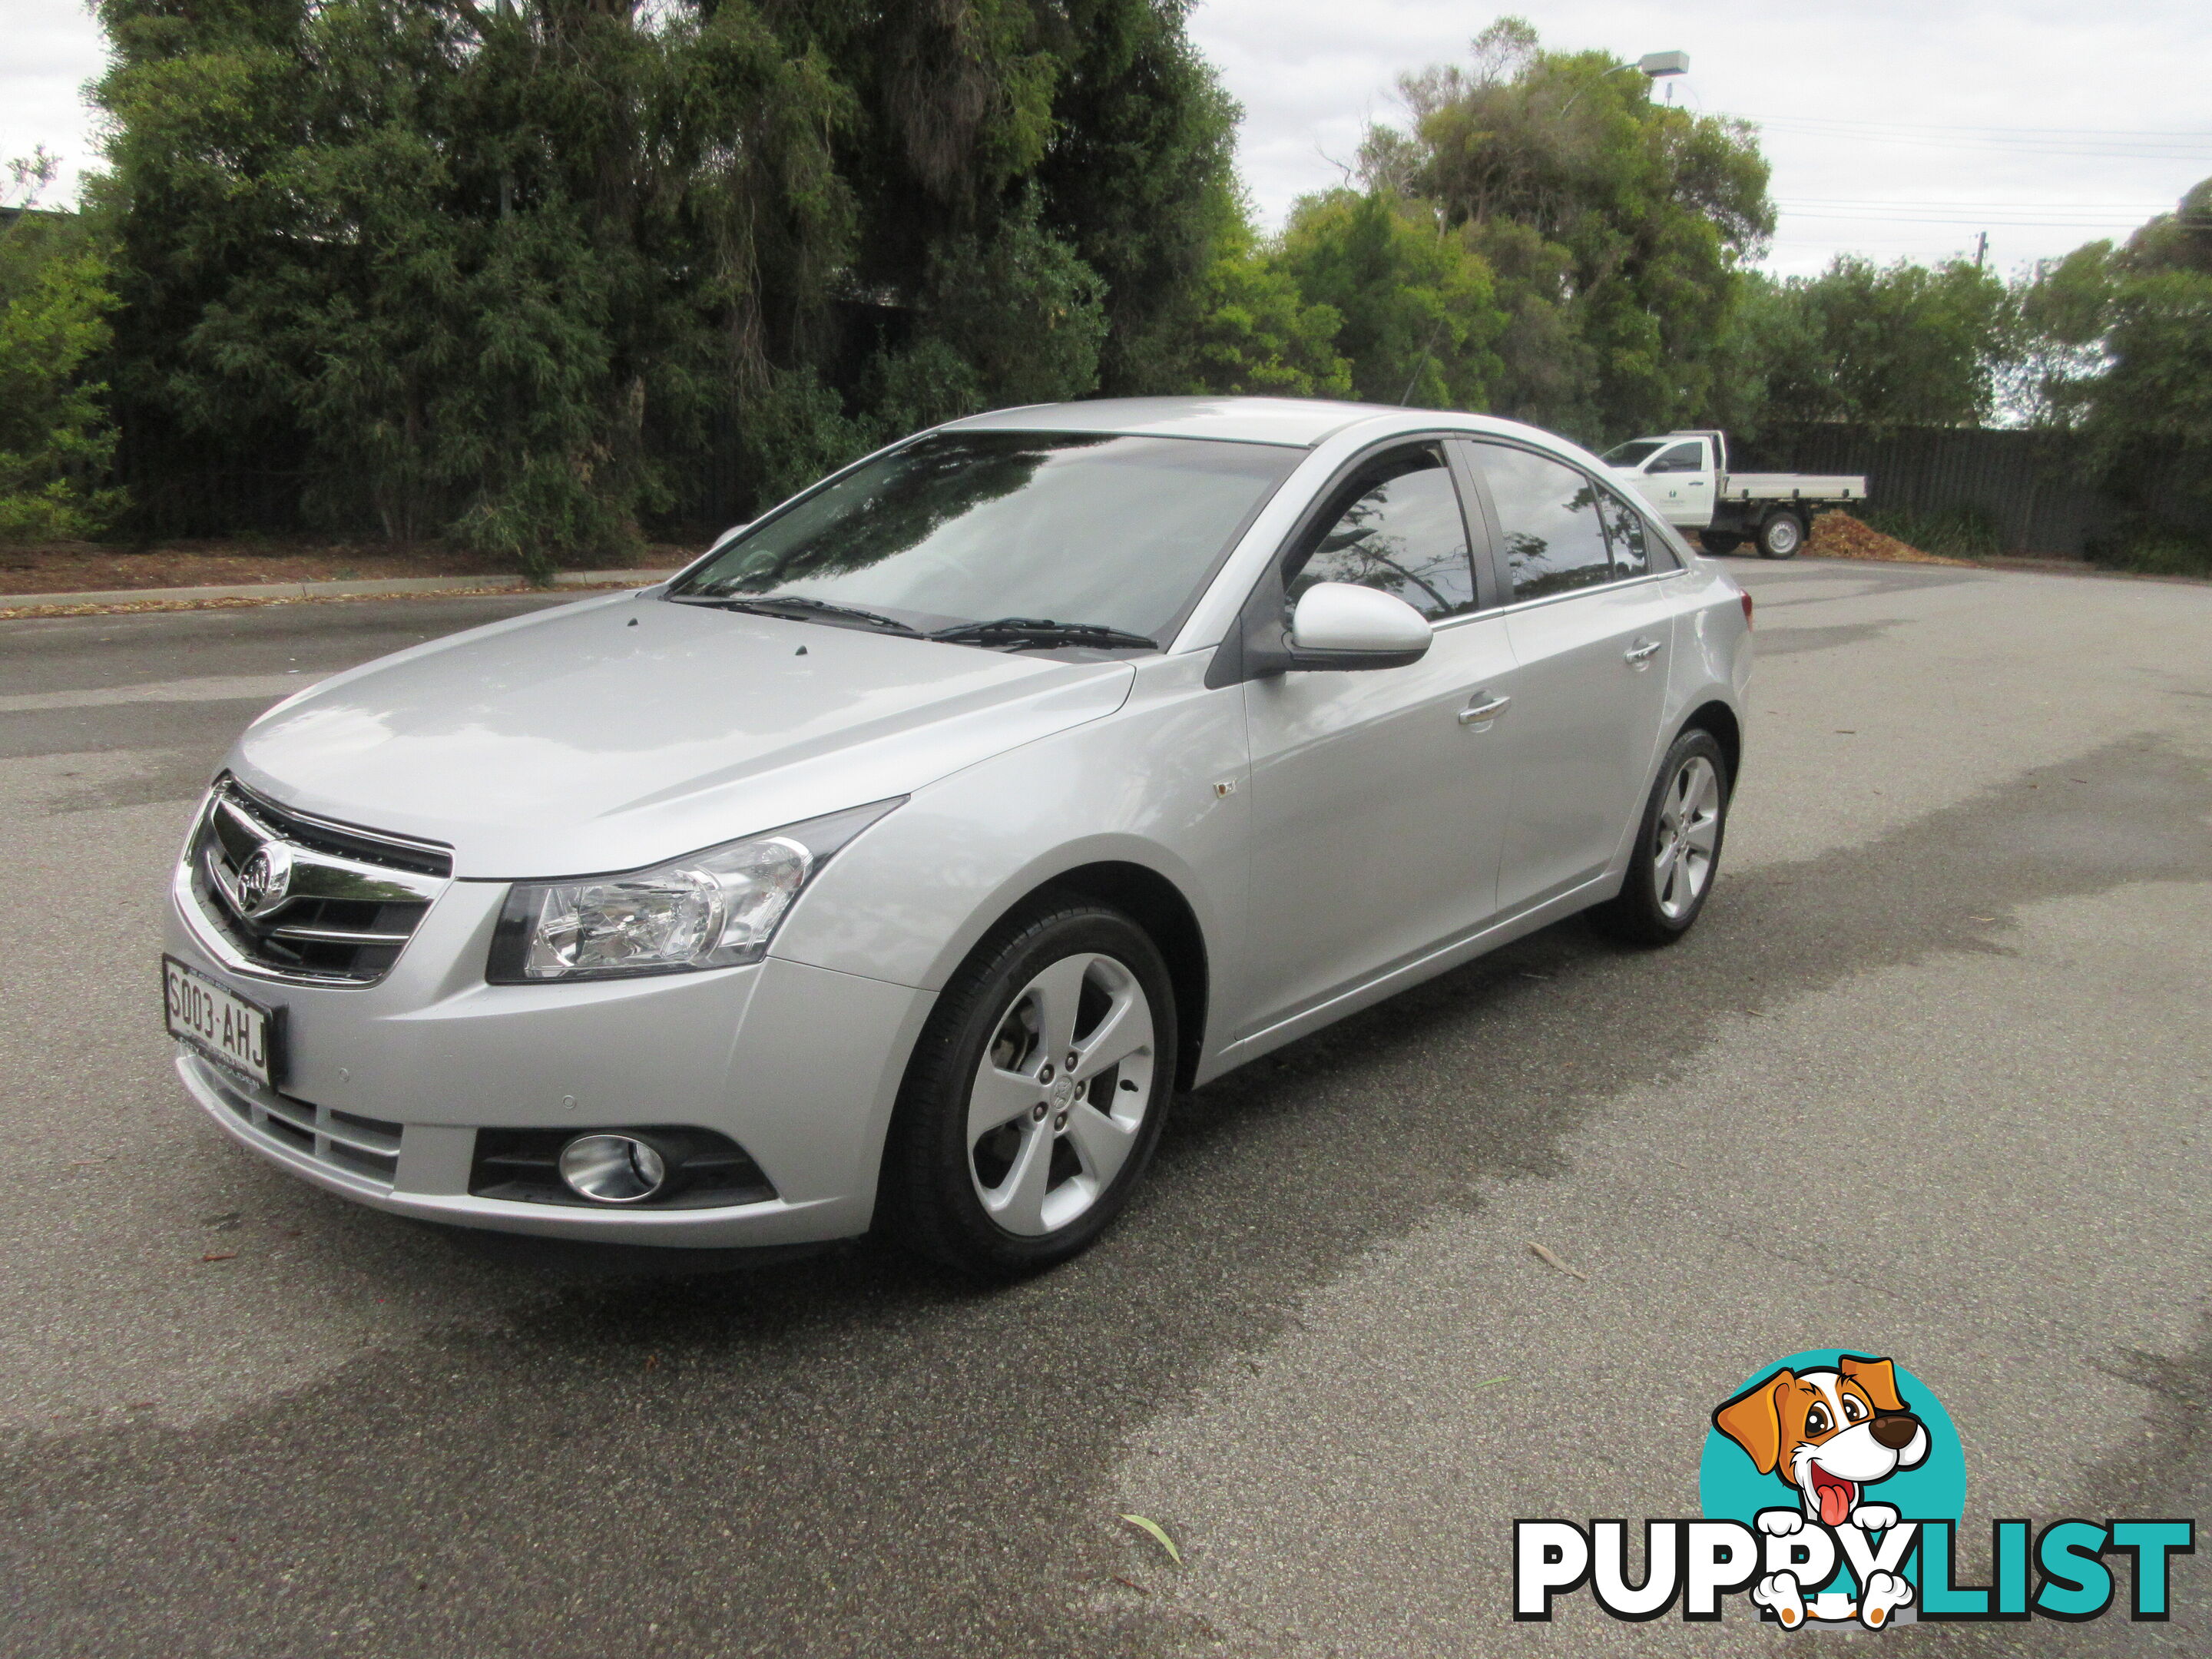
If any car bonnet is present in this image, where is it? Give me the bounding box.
[230,591,1137,877]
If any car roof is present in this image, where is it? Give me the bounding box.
[940,395,1572,452]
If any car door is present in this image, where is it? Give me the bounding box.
[1235,442,1518,1035]
[1641,439,1711,528]
[1462,440,1677,914]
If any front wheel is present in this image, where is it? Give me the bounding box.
[879,898,1177,1279]
[1757,511,1805,558]
[1698,531,1743,555]
[1589,729,1731,946]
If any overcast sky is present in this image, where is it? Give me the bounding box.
[8,1,2210,279]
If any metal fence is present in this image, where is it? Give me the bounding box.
[1730,423,2204,558]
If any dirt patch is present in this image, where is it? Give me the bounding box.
[1804,512,1975,566]
[0,536,700,596]
[0,581,649,624]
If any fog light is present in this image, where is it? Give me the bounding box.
[558,1133,669,1204]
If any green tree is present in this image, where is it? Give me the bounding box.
[1356,16,1773,439]
[0,151,125,541]
[1178,193,1349,397]
[2042,180,2212,569]
[2004,240,2115,429]
[1271,190,1503,409]
[1033,0,1241,393]
[1753,255,2019,432]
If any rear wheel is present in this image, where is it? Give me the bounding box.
[1757,511,1805,558]
[880,898,1177,1279]
[1589,728,1730,947]
[1698,531,1743,555]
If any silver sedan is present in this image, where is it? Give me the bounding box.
[161,396,1752,1277]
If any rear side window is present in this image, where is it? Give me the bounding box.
[1287,445,1477,622]
[1471,445,1613,603]
[1596,485,1651,578]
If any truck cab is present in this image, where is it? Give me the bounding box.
[1602,431,1722,529]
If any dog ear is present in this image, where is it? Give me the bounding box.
[1713,1371,1793,1475]
[1839,1355,1906,1413]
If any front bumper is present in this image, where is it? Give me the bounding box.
[166,869,935,1246]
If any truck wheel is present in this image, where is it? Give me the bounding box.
[1698,531,1743,555]
[1757,512,1805,559]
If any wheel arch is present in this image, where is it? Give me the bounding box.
[1680,698,1743,792]
[1008,860,1210,1092]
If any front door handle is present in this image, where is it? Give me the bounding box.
[1624,637,1663,664]
[1459,694,1512,727]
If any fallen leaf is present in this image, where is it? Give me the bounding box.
[1527,1242,1587,1281]
[645,1354,661,1371]
[1120,1513,1183,1565]
[200,1251,237,1263]
[1111,1575,1150,1595]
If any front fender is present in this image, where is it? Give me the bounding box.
[769,650,1248,1012]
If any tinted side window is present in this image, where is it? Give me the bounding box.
[1288,447,1475,622]
[1472,445,1613,602]
[1648,441,1704,474]
[1596,485,1651,578]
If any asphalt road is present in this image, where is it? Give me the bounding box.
[1,562,2207,1657]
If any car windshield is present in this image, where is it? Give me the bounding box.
[669,430,1303,642]
[1600,440,1666,469]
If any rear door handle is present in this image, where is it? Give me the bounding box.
[1624,637,1663,664]
[1459,694,1512,727]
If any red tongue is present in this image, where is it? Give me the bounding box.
[1817,1480,1853,1528]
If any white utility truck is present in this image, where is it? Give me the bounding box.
[1601,429,1867,559]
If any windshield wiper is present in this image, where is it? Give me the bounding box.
[927,617,1159,652]
[676,594,923,637]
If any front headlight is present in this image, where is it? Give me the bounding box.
[486,798,903,983]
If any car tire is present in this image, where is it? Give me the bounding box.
[1589,728,1731,947]
[1757,511,1805,558]
[1697,531,1743,555]
[879,896,1177,1279]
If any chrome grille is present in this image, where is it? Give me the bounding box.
[186,775,453,985]
[187,1053,402,1187]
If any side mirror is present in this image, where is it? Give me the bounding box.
[1285,582,1432,671]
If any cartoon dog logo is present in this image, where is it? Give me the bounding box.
[1712,1354,1931,1628]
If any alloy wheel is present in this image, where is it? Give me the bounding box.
[965,952,1157,1236]
[1653,754,1722,920]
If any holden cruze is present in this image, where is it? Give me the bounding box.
[162,396,1751,1277]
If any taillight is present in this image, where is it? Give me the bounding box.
[1740,591,1754,627]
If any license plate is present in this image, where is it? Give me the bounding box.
[163,956,282,1088]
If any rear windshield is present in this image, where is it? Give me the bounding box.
[669,431,1303,641]
[1599,440,1667,468]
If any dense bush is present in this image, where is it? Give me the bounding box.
[1860,505,2005,561]
[91,0,1237,569]
[0,154,125,541]
[2018,179,2212,574]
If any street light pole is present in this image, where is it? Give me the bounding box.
[1558,50,1689,118]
